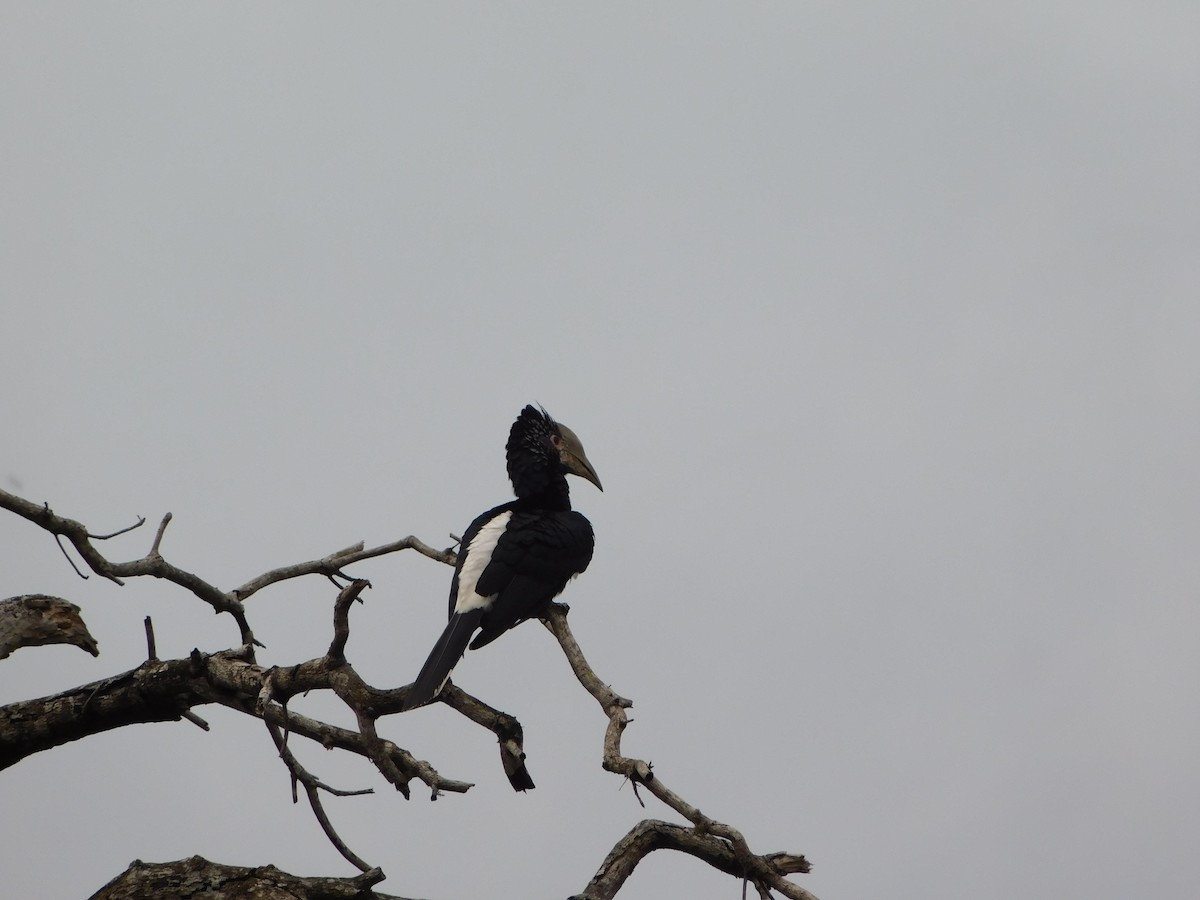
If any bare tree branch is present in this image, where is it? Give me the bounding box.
[542,604,816,900]
[0,656,207,770]
[0,647,469,801]
[148,512,172,556]
[435,683,537,791]
[253,701,474,797]
[570,819,810,900]
[2,487,815,898]
[143,615,156,660]
[89,515,147,541]
[90,856,414,900]
[329,579,370,662]
[266,721,376,872]
[0,487,257,646]
[232,536,456,602]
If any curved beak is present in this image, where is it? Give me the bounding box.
[558,424,604,492]
[568,451,603,491]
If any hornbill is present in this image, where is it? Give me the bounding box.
[402,405,601,716]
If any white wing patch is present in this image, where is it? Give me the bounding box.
[454,511,512,614]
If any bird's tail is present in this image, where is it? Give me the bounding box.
[403,609,484,710]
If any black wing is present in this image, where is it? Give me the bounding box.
[470,508,594,649]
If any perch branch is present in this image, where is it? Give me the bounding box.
[0,647,471,799]
[4,485,811,897]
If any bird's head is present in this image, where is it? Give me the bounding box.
[507,405,603,498]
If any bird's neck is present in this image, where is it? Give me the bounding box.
[513,474,572,512]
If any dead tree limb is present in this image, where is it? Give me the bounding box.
[232,537,456,601]
[89,856,412,900]
[0,487,257,646]
[0,594,99,659]
[543,604,815,900]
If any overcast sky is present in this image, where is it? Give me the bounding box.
[2,4,1198,899]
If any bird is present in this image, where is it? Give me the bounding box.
[402,405,601,717]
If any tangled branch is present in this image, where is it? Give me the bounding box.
[0,487,815,898]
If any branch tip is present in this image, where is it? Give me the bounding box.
[181,710,209,731]
[89,515,146,540]
[144,616,157,660]
[149,512,172,556]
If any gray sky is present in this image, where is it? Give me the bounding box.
[3,4,1198,898]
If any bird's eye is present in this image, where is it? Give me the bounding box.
[550,434,564,449]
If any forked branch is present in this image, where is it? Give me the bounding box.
[0,488,256,646]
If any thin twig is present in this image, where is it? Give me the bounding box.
[315,782,374,798]
[232,536,455,602]
[54,534,89,580]
[266,721,374,872]
[89,516,146,540]
[181,710,209,731]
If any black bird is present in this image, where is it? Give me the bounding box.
[403,405,601,715]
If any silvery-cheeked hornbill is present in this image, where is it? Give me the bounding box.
[402,405,601,717]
